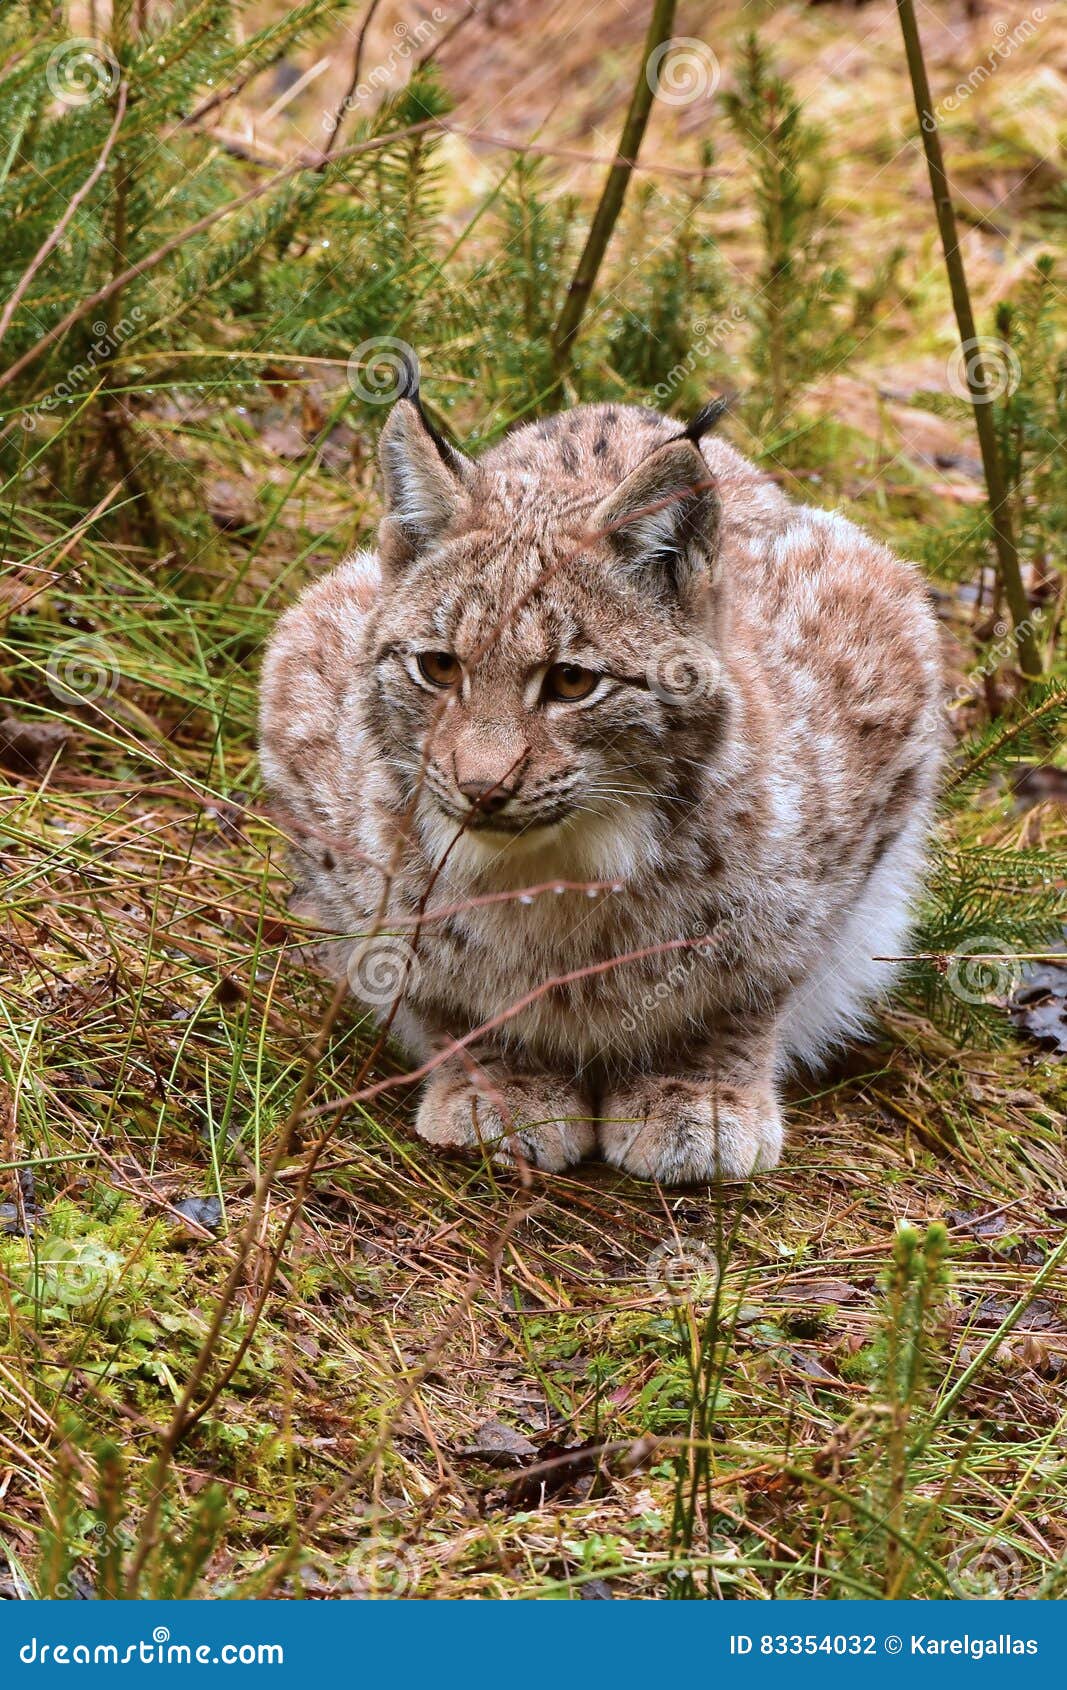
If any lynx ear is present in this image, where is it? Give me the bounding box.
[591,438,721,602]
[378,392,472,567]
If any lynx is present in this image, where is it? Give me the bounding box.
[259,377,943,1184]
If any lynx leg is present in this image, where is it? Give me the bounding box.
[414,1053,596,1172]
[598,1027,784,1184]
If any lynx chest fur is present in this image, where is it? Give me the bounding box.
[259,392,943,1183]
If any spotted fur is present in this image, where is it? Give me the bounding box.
[259,396,944,1182]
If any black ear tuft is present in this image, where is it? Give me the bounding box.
[679,395,729,445]
[396,347,421,402]
[396,351,466,475]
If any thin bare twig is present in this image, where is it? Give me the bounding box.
[895,0,1041,678]
[551,0,679,383]
[320,0,385,161]
[0,481,124,619]
[414,1,482,72]
[441,119,714,181]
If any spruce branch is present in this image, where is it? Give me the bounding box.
[0,80,128,350]
[946,677,1067,795]
[0,117,437,396]
[724,35,850,433]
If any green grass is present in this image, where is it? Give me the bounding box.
[1,0,1066,1600]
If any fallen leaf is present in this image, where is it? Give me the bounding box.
[1,1202,37,1237]
[505,1437,607,1508]
[1,1169,40,1234]
[0,713,70,774]
[173,1195,223,1233]
[458,1419,538,1467]
[206,479,256,531]
[969,1295,1057,1332]
[787,1350,838,1383]
[1011,766,1067,810]
[946,1209,1009,1241]
[1010,958,1067,1056]
[260,421,309,460]
[933,451,984,480]
[928,481,987,506]
[770,1278,862,1305]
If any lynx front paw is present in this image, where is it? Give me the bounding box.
[414,1060,595,1173]
[598,1073,784,1184]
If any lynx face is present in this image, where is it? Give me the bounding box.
[364,399,730,875]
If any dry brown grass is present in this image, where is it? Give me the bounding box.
[1,0,1065,1600]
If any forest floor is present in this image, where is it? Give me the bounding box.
[1,0,1066,1598]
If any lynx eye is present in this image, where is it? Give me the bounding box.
[416,650,461,688]
[543,662,599,703]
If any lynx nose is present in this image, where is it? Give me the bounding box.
[457,778,516,815]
